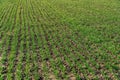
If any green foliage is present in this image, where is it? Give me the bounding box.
[0,0,119,79]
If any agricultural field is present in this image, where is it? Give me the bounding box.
[0,0,120,80]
